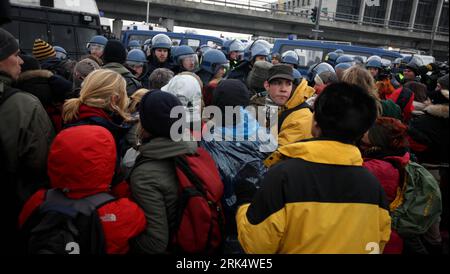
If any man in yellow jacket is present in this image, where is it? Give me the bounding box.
[261,64,315,166]
[261,64,315,148]
[236,82,391,254]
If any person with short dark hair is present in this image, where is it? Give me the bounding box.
[148,68,174,90]
[263,64,314,148]
[130,90,199,254]
[0,27,55,254]
[236,82,391,254]
[102,40,142,96]
[201,79,273,253]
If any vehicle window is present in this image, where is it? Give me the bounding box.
[381,56,396,63]
[19,21,48,52]
[207,40,220,49]
[172,38,181,46]
[341,52,369,63]
[51,25,76,52]
[129,34,154,45]
[187,39,200,48]
[76,27,99,53]
[281,45,323,68]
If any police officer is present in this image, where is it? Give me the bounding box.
[172,45,199,74]
[126,49,150,88]
[281,50,299,69]
[366,55,383,79]
[87,35,108,59]
[127,40,141,51]
[147,34,174,75]
[196,49,230,106]
[222,39,245,70]
[227,39,271,85]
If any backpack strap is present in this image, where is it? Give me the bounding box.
[0,87,20,107]
[43,189,116,216]
[174,153,206,197]
[278,102,312,130]
[83,193,116,210]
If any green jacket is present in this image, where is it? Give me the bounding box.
[130,137,197,254]
[103,62,142,96]
[0,72,55,240]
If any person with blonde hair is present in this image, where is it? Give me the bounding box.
[341,66,402,120]
[63,69,132,190]
[125,88,150,148]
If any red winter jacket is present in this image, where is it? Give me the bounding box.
[387,87,415,122]
[18,125,146,254]
[363,152,410,254]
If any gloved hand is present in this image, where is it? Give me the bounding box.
[235,181,258,207]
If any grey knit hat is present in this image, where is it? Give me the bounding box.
[74,58,101,78]
[247,60,273,92]
[0,27,19,62]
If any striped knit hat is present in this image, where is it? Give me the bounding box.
[32,39,56,61]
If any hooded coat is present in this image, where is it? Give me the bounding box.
[363,151,411,254]
[277,78,315,147]
[130,137,198,254]
[408,91,449,164]
[237,139,391,254]
[16,69,72,132]
[1,72,55,253]
[18,125,146,254]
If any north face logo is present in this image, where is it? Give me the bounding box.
[365,0,380,7]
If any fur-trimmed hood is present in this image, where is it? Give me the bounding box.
[18,69,53,82]
[424,103,449,119]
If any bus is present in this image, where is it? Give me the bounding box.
[272,39,403,75]
[3,0,102,60]
[121,29,224,51]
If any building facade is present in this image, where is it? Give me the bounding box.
[273,0,448,34]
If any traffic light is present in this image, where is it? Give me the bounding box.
[310,7,317,23]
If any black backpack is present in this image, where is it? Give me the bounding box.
[21,189,115,254]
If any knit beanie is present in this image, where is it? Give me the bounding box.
[32,39,56,61]
[139,90,183,138]
[103,40,126,64]
[212,79,250,113]
[74,58,101,78]
[247,60,273,93]
[0,27,19,61]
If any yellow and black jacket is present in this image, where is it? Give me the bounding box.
[236,140,391,254]
[277,79,315,147]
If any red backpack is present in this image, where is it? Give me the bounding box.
[133,147,225,254]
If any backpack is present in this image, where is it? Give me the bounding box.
[133,147,225,254]
[21,189,115,254]
[389,161,442,237]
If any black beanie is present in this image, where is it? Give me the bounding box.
[212,79,250,113]
[103,40,126,64]
[0,27,19,61]
[20,54,41,72]
[139,90,183,138]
